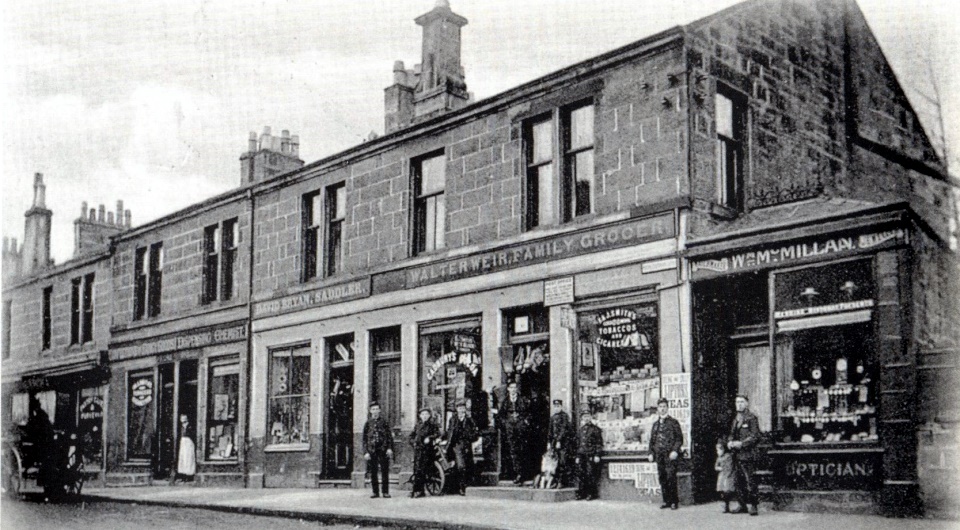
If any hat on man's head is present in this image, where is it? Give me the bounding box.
[418,407,431,415]
[455,399,467,407]
[735,394,750,401]
[657,397,669,406]
[369,401,381,408]
[552,399,563,406]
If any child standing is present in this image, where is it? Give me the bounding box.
[715,439,736,513]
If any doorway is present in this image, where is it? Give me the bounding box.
[152,359,198,480]
[324,334,354,480]
[503,306,550,480]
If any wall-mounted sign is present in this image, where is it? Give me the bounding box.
[771,449,882,490]
[691,229,908,279]
[380,212,674,291]
[253,277,371,318]
[544,277,574,306]
[111,322,247,361]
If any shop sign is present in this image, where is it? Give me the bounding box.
[608,462,661,494]
[772,450,882,490]
[661,373,691,454]
[774,299,874,319]
[426,351,481,380]
[253,277,371,318]
[130,378,153,407]
[398,212,674,289]
[596,307,655,349]
[79,395,104,420]
[111,323,247,361]
[691,229,908,279]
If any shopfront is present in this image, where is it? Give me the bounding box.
[688,216,915,513]
[106,321,247,486]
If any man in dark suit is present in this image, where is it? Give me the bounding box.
[409,407,439,498]
[649,397,683,509]
[494,380,529,484]
[362,402,394,498]
[547,399,576,487]
[727,394,761,516]
[575,410,604,500]
[444,400,479,495]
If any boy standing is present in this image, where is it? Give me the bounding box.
[575,410,604,500]
[362,402,394,498]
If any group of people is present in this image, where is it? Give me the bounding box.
[362,391,762,514]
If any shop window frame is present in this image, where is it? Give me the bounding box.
[205,356,241,462]
[266,342,312,451]
[125,369,156,462]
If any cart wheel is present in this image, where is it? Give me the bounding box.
[3,468,22,499]
[425,461,445,496]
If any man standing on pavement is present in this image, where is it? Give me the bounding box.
[409,407,439,498]
[444,400,479,495]
[362,402,394,498]
[575,410,604,500]
[649,397,683,510]
[547,399,575,487]
[727,394,761,516]
[494,380,529,484]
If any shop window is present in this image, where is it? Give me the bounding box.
[126,371,155,460]
[78,386,105,467]
[577,300,660,453]
[371,326,402,429]
[562,102,595,221]
[325,183,346,277]
[134,243,163,319]
[412,151,446,255]
[268,344,311,447]
[202,218,238,304]
[773,259,878,444]
[420,317,483,428]
[70,273,95,344]
[715,88,745,212]
[42,286,52,350]
[207,360,239,460]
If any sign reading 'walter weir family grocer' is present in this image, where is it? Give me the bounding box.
[690,229,908,280]
[397,212,675,289]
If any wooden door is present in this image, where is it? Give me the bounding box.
[737,343,772,431]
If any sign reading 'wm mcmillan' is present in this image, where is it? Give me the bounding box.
[404,212,674,288]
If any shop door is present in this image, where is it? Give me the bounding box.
[325,365,353,479]
[154,363,176,479]
[503,307,550,480]
[374,361,401,429]
[737,343,772,432]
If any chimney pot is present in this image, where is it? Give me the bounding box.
[3,237,8,253]
[11,238,17,253]
[98,204,106,223]
[81,201,88,218]
[116,200,124,223]
[107,211,115,225]
[125,209,131,227]
[248,131,258,152]
[291,135,300,157]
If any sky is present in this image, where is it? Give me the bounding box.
[2,0,957,264]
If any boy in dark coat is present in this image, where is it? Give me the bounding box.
[494,381,529,484]
[547,399,576,487]
[362,402,394,498]
[649,397,683,509]
[727,394,761,516]
[409,407,439,498]
[575,410,604,500]
[444,400,479,495]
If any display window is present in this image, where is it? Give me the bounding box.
[576,299,660,453]
[268,344,311,447]
[77,385,104,467]
[126,371,155,460]
[773,259,878,444]
[207,359,239,460]
[420,317,484,429]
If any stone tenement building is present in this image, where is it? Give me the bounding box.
[2,0,958,518]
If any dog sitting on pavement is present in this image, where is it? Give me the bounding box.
[534,447,559,489]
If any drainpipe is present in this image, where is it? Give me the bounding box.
[243,187,255,487]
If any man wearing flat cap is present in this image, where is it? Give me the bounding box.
[443,400,478,495]
[409,407,439,498]
[362,402,394,498]
[649,397,683,509]
[547,399,575,487]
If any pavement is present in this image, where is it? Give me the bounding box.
[84,486,960,530]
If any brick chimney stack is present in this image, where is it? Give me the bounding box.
[21,172,53,275]
[385,0,470,134]
[74,199,130,257]
[239,126,305,185]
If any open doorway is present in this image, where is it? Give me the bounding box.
[324,334,354,480]
[502,306,550,480]
[152,359,198,480]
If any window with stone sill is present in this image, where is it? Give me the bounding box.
[715,87,745,213]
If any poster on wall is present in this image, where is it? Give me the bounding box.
[661,372,692,454]
[608,462,662,495]
[578,342,599,387]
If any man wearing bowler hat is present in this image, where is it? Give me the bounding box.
[649,397,683,509]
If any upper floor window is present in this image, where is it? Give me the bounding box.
[413,152,446,255]
[715,89,745,211]
[562,103,595,221]
[325,183,346,277]
[523,101,595,229]
[203,218,238,304]
[70,273,95,344]
[42,286,52,350]
[303,190,322,281]
[134,243,163,320]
